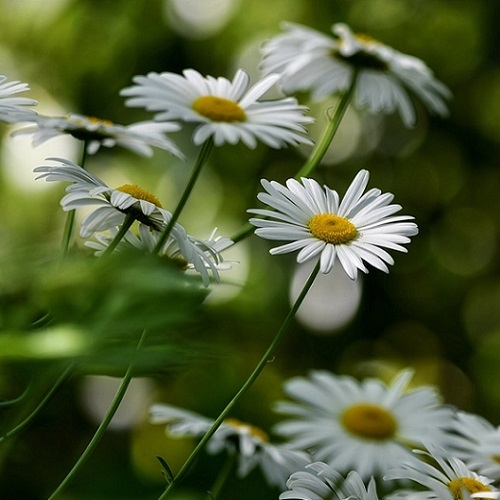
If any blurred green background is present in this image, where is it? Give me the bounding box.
[0,0,499,498]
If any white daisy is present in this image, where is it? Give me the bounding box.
[442,411,500,481]
[86,224,232,287]
[14,113,183,157]
[0,75,38,122]
[281,462,379,500]
[261,22,451,127]
[149,403,311,488]
[273,370,453,480]
[120,68,313,149]
[34,157,173,237]
[384,446,500,500]
[248,170,418,280]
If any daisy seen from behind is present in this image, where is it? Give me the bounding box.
[15,113,184,157]
[384,445,500,500]
[281,461,379,500]
[261,22,451,127]
[273,370,453,480]
[120,68,313,149]
[34,158,174,237]
[0,74,38,122]
[442,411,500,481]
[149,403,311,488]
[248,169,418,280]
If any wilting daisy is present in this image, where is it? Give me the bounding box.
[248,170,418,280]
[87,224,232,286]
[0,75,38,122]
[120,68,313,148]
[34,158,173,237]
[385,445,500,500]
[273,370,453,479]
[441,411,500,481]
[14,113,183,157]
[150,404,310,488]
[281,462,379,500]
[261,22,451,127]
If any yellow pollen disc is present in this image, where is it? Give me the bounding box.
[448,478,492,500]
[192,95,246,122]
[86,116,114,126]
[341,403,397,440]
[308,213,358,245]
[69,115,114,127]
[116,184,162,208]
[493,455,500,464]
[355,33,378,45]
[224,418,269,443]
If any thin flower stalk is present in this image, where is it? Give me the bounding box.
[156,261,321,500]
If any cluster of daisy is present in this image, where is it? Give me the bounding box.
[0,18,468,500]
[152,370,500,500]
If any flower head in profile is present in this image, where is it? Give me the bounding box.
[281,462,379,500]
[121,68,313,148]
[248,170,418,280]
[0,75,38,122]
[273,370,453,479]
[442,411,500,481]
[261,22,451,127]
[87,224,232,287]
[15,113,183,157]
[34,158,172,237]
[385,445,500,500]
[150,403,310,488]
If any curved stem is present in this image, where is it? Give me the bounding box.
[295,70,358,179]
[157,261,321,500]
[0,364,74,443]
[101,213,136,257]
[47,330,148,500]
[229,72,358,245]
[61,142,88,256]
[154,139,213,254]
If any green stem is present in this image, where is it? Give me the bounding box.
[61,142,88,256]
[295,70,358,178]
[47,330,148,500]
[153,139,213,254]
[230,72,359,245]
[157,261,321,500]
[101,213,136,257]
[0,364,73,443]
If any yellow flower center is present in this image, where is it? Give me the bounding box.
[341,403,397,440]
[336,34,387,71]
[224,418,269,443]
[83,116,114,127]
[308,213,358,245]
[448,478,492,500]
[493,455,500,464]
[192,95,246,122]
[116,184,163,208]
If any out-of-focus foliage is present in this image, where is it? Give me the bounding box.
[0,0,498,499]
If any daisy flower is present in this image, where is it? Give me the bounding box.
[120,68,313,149]
[248,170,418,280]
[149,403,311,488]
[273,370,453,480]
[0,75,38,122]
[261,22,451,127]
[86,224,232,287]
[384,445,500,500]
[442,411,500,481]
[34,157,174,237]
[281,462,379,500]
[14,113,183,157]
